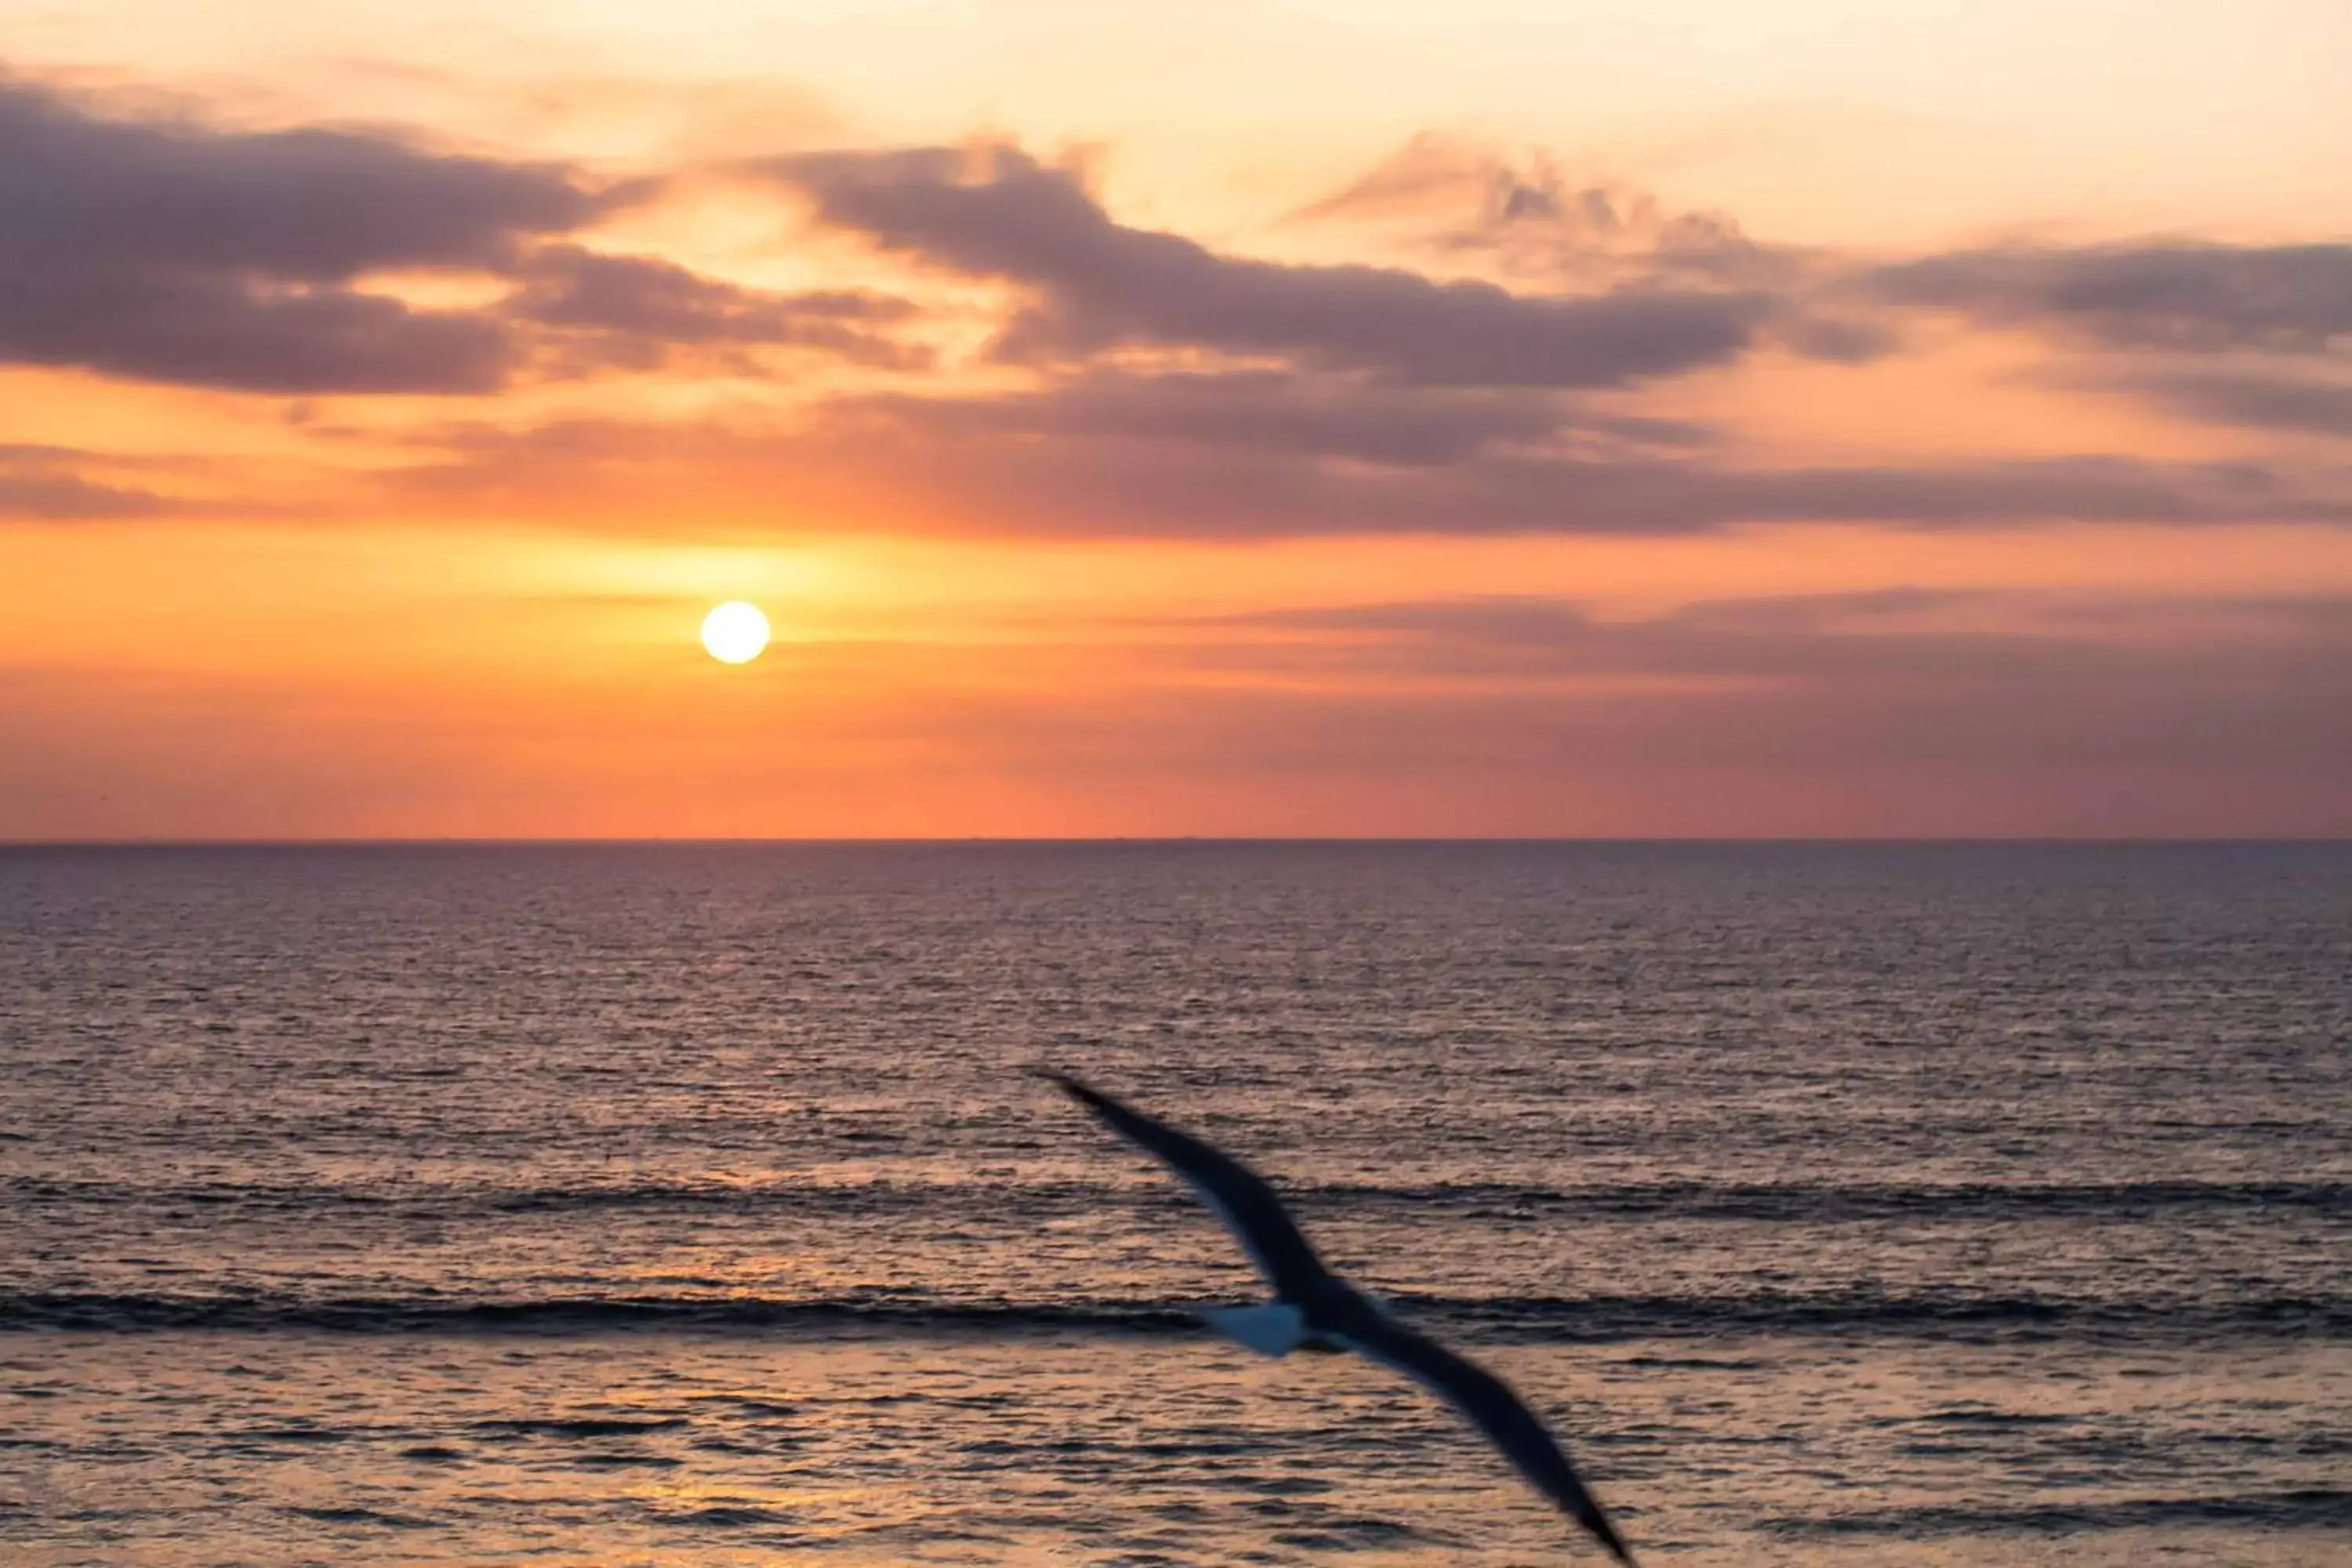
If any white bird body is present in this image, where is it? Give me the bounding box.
[1199,1301,1311,1356]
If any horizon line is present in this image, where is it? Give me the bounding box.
[4,836,2347,849]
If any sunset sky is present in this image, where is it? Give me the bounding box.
[5,0,2350,837]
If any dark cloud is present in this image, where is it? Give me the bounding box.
[2074,368,2352,438]
[1279,136,1897,365]
[1765,312,1901,364]
[814,397,2352,532]
[1223,589,2352,686]
[380,405,2352,538]
[507,245,925,368]
[0,78,602,280]
[0,445,212,520]
[0,78,916,394]
[1869,242,2352,353]
[2,256,518,394]
[0,470,181,521]
[828,369,1709,469]
[0,77,590,393]
[764,143,1780,387]
[1288,134,1785,289]
[1528,454,2348,532]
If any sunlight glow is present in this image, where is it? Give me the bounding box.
[699,601,771,665]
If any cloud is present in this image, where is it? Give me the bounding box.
[828,369,1710,468]
[764,143,1782,387]
[2071,367,2352,438]
[0,79,602,281]
[1283,136,1896,364]
[0,78,917,394]
[804,385,2350,532]
[1223,588,2352,686]
[1287,133,1781,289]
[1138,589,2352,821]
[0,77,597,393]
[3,259,521,395]
[507,245,926,368]
[1530,454,2350,532]
[1869,242,2352,353]
[378,404,2352,539]
[0,470,182,521]
[0,445,217,521]
[887,432,2352,538]
[819,588,2352,834]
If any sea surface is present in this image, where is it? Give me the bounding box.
[2,842,2348,1566]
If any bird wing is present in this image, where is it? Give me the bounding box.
[1046,1073,1330,1302]
[1340,1309,1636,1566]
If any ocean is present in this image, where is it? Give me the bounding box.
[3,842,2347,1566]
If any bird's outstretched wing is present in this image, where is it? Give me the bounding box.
[1341,1309,1637,1566]
[1044,1073,1330,1302]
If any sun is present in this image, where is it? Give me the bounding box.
[699,601,771,664]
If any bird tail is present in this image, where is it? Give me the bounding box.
[1200,1302,1308,1357]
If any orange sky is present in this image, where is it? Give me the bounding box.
[5,2,2350,837]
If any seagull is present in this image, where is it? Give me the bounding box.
[1047,1072,1635,1565]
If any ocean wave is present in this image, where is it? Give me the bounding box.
[11,1174,2347,1224]
[1358,1178,2352,1225]
[1767,1487,2352,1538]
[0,1290,1202,1336]
[6,1286,2347,1342]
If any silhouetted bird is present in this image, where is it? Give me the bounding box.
[1047,1072,1636,1564]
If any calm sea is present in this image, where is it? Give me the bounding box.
[3,843,2348,1566]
